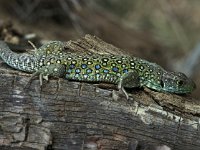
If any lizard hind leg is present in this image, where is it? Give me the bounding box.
[24,64,66,88]
[115,71,140,99]
[37,41,65,56]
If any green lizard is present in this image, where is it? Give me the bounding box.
[0,41,196,99]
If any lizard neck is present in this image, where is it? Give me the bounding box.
[135,59,165,91]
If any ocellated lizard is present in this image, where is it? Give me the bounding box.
[0,41,196,98]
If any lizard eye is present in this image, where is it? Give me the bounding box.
[160,80,164,88]
[177,80,184,86]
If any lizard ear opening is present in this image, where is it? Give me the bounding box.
[160,80,164,88]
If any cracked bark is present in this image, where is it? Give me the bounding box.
[0,35,199,150]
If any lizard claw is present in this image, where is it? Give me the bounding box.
[112,88,129,100]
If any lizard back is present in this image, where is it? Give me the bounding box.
[45,52,165,87]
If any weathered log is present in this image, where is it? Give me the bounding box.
[0,35,199,150]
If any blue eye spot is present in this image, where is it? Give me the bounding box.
[86,69,92,73]
[75,68,81,73]
[112,67,119,72]
[81,64,87,69]
[66,74,70,78]
[69,64,75,69]
[67,69,72,73]
[95,64,101,70]
[123,69,128,73]
[103,69,109,73]
[74,74,80,78]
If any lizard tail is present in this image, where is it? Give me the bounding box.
[0,41,37,72]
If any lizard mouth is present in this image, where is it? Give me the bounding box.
[163,88,194,94]
[145,81,195,94]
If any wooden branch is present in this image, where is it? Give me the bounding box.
[0,35,199,150]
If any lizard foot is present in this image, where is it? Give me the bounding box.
[112,88,129,100]
[117,71,140,100]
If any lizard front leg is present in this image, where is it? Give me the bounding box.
[25,64,66,88]
[114,71,140,99]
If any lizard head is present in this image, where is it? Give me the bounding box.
[160,72,196,94]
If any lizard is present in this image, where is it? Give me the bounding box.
[0,41,196,99]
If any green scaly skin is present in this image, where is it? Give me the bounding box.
[0,41,196,98]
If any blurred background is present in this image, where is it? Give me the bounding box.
[0,0,199,98]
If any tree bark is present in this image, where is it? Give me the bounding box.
[0,35,199,150]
